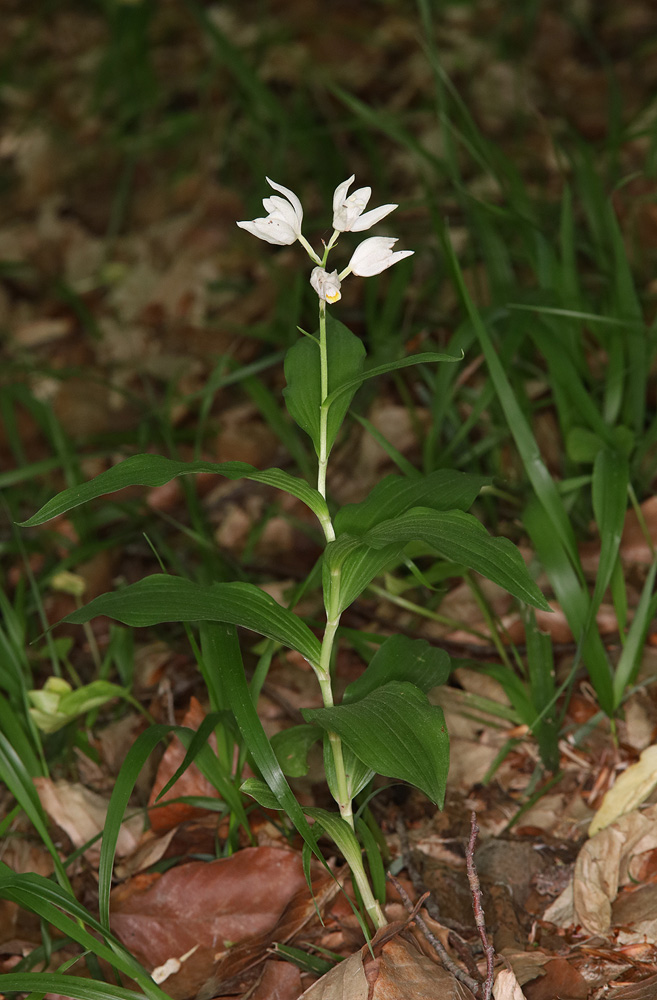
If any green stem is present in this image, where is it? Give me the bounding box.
[315,290,386,930]
[317,616,351,822]
[317,300,331,512]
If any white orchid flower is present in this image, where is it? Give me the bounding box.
[332,175,397,232]
[341,236,414,278]
[310,267,341,304]
[237,177,304,246]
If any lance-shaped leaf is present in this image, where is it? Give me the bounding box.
[18,455,328,528]
[334,468,490,535]
[271,724,322,777]
[283,314,366,455]
[61,575,321,667]
[343,634,451,704]
[304,681,449,807]
[322,350,462,409]
[323,534,403,616]
[363,507,551,611]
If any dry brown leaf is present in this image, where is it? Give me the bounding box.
[33,777,142,862]
[111,847,318,999]
[302,935,476,1000]
[603,973,657,1000]
[494,968,527,1000]
[300,949,368,1000]
[612,883,657,946]
[147,696,221,833]
[206,876,338,994]
[544,804,657,934]
[589,745,657,836]
[241,958,303,1000]
[522,957,588,1000]
[370,938,476,998]
[114,828,177,881]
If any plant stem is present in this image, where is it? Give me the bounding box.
[317,300,332,518]
[314,295,387,930]
[317,616,352,823]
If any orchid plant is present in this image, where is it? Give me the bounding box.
[20,174,549,932]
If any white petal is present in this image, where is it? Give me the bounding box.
[262,196,301,233]
[333,185,372,231]
[266,177,303,227]
[348,236,414,276]
[236,218,297,246]
[348,236,396,273]
[377,249,414,273]
[332,175,355,214]
[349,202,397,232]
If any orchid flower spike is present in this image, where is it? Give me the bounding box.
[332,175,397,233]
[341,236,414,278]
[237,177,304,246]
[310,267,341,304]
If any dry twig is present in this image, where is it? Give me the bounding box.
[387,871,481,996]
[466,811,495,1000]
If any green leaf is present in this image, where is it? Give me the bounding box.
[271,724,322,777]
[613,558,657,708]
[216,625,322,859]
[357,816,387,906]
[18,455,328,528]
[566,427,604,464]
[61,575,321,667]
[364,507,551,611]
[443,232,582,574]
[322,350,462,408]
[343,634,451,704]
[590,449,629,618]
[98,725,170,930]
[283,315,366,455]
[524,497,614,714]
[0,733,70,892]
[334,469,489,535]
[304,806,365,878]
[0,974,154,1000]
[304,681,449,806]
[323,735,374,801]
[323,535,404,615]
[0,868,163,999]
[241,777,282,810]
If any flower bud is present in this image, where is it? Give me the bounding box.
[310,267,342,303]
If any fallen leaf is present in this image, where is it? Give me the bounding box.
[522,957,588,1000]
[147,696,221,833]
[299,948,368,999]
[33,778,142,862]
[589,745,657,836]
[494,967,527,1000]
[242,959,303,1000]
[302,933,476,999]
[544,805,657,934]
[111,847,316,999]
[205,875,338,995]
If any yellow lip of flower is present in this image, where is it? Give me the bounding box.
[326,289,342,304]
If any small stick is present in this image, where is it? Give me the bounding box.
[387,872,481,996]
[466,811,495,1000]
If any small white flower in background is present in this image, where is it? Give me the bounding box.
[237,177,303,246]
[343,236,414,277]
[332,175,397,233]
[310,267,342,303]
